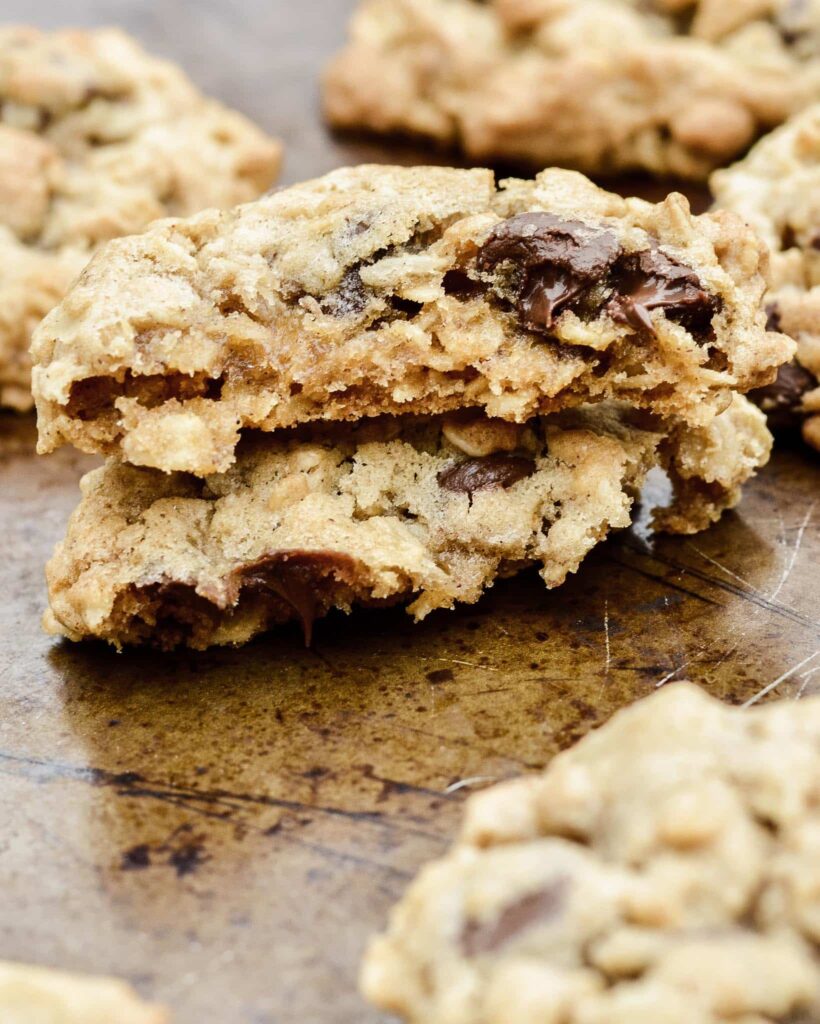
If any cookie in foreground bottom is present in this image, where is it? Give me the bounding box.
[0,960,166,1023]
[362,683,820,1024]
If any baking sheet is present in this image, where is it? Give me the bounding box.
[0,2,818,1021]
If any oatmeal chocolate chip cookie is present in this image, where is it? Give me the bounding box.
[44,405,663,648]
[0,960,167,1023]
[43,400,770,650]
[362,683,820,1024]
[324,0,820,180]
[33,165,790,477]
[712,103,820,451]
[0,26,282,412]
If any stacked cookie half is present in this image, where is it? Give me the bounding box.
[33,165,792,649]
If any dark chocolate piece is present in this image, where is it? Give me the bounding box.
[320,267,368,317]
[240,550,360,645]
[443,268,488,300]
[765,302,782,333]
[477,213,718,340]
[437,454,536,494]
[607,249,719,337]
[477,213,621,331]
[749,361,816,430]
[461,879,568,956]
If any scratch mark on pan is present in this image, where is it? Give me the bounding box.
[768,501,814,602]
[655,636,724,689]
[431,657,500,673]
[444,776,499,794]
[741,649,820,708]
[687,544,764,596]
[603,600,611,676]
[796,665,820,699]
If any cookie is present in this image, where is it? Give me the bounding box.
[43,399,768,650]
[0,26,282,411]
[0,960,166,1023]
[33,164,790,477]
[362,682,820,1024]
[712,103,820,451]
[324,0,820,179]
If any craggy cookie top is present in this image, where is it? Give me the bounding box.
[325,0,820,179]
[362,683,820,1024]
[0,26,282,410]
[33,165,790,476]
[0,960,167,1023]
[712,104,820,450]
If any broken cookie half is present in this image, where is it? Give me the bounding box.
[33,165,790,476]
[44,399,770,650]
[361,683,820,1024]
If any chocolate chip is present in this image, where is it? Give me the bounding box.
[765,302,782,333]
[477,213,622,332]
[811,231,820,252]
[319,267,368,317]
[778,0,809,45]
[240,550,359,646]
[461,879,568,956]
[443,269,488,300]
[749,361,817,430]
[608,249,719,337]
[390,295,423,318]
[437,454,536,494]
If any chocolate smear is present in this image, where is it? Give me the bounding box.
[240,550,359,646]
[462,879,569,956]
[438,454,536,494]
[607,249,719,337]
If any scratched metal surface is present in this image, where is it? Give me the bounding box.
[0,2,818,1022]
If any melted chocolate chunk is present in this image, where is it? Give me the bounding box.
[749,361,816,430]
[437,454,536,494]
[240,550,359,646]
[320,267,368,317]
[461,879,568,957]
[608,249,719,337]
[477,213,621,331]
[476,213,718,340]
